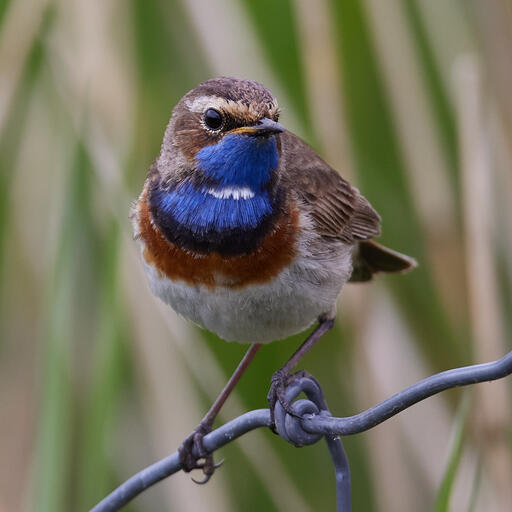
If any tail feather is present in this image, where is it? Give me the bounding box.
[349,240,417,282]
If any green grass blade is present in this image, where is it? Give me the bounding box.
[433,392,471,512]
[75,221,132,510]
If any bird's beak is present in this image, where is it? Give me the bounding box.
[231,117,285,137]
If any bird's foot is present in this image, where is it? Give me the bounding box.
[267,369,320,431]
[178,423,223,484]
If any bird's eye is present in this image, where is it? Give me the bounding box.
[203,108,223,130]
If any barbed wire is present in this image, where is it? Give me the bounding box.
[91,349,512,512]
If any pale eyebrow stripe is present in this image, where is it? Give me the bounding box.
[185,95,279,118]
[186,96,230,113]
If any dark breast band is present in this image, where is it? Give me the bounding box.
[148,182,283,257]
[137,188,299,289]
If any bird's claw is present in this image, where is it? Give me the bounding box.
[267,369,318,430]
[191,459,225,484]
[267,369,296,431]
[178,424,222,484]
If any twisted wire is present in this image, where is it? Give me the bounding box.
[91,349,512,512]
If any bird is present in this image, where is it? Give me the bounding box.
[131,76,416,482]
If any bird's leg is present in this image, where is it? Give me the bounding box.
[179,343,262,483]
[267,317,335,428]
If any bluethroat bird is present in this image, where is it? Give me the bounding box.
[132,77,416,482]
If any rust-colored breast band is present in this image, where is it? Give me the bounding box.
[136,188,299,289]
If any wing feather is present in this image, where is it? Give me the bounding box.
[279,131,380,242]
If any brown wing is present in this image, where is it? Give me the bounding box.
[279,131,417,281]
[279,131,381,243]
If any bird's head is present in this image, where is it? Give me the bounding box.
[160,77,284,192]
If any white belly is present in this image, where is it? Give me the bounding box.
[142,243,353,343]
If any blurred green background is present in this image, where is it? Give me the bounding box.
[1,0,512,511]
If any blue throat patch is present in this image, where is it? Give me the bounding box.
[195,133,279,191]
[150,133,281,255]
[155,184,273,233]
[159,134,279,233]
